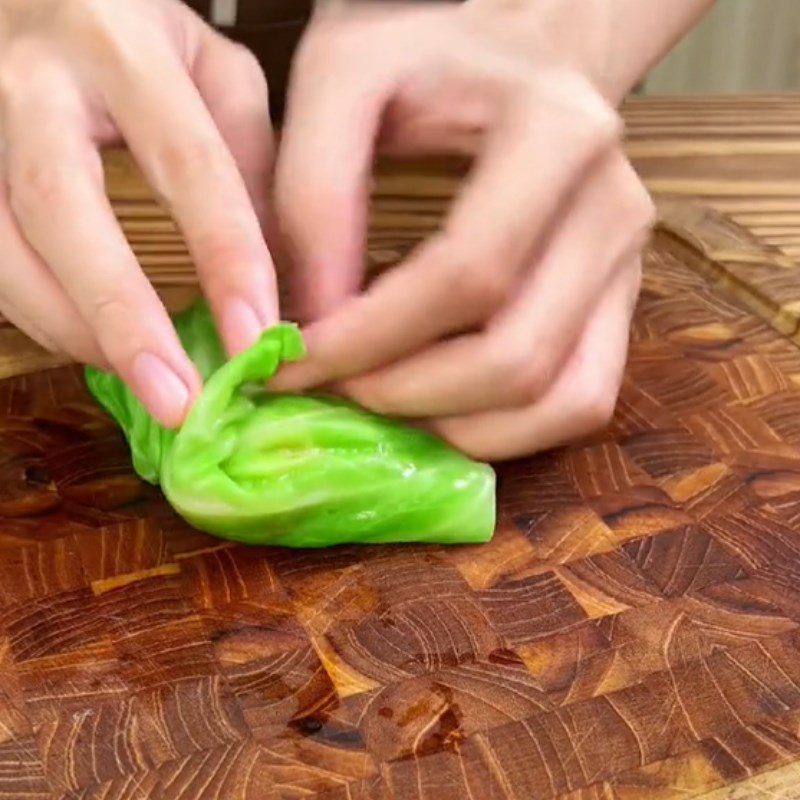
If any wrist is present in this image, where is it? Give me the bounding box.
[594,0,716,102]
[463,0,715,105]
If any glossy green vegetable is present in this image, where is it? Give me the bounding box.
[85,300,496,547]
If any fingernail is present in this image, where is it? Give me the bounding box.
[221,298,266,355]
[131,352,190,428]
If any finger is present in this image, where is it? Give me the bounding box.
[0,183,105,365]
[4,95,201,427]
[98,35,279,355]
[430,260,641,461]
[191,33,292,328]
[443,71,621,268]
[274,18,397,321]
[192,32,274,233]
[272,70,621,392]
[341,154,653,417]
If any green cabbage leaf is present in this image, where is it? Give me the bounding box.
[85,300,496,548]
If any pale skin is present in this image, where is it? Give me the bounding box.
[0,0,714,459]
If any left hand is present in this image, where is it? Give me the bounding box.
[270,2,700,460]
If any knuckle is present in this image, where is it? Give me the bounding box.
[86,295,144,363]
[0,40,56,105]
[549,73,621,146]
[629,256,644,293]
[9,161,72,218]
[168,136,220,173]
[616,171,657,240]
[274,171,316,228]
[89,295,130,330]
[502,66,539,98]
[436,420,505,462]
[510,353,558,404]
[510,67,621,156]
[572,378,618,435]
[150,135,228,197]
[497,66,546,120]
[86,290,176,370]
[196,241,268,295]
[445,245,511,311]
[600,169,656,258]
[275,163,350,229]
[293,8,387,80]
[459,268,509,309]
[483,336,557,404]
[512,365,554,404]
[632,190,658,242]
[623,258,644,315]
[0,44,30,96]
[295,18,355,73]
[579,97,621,147]
[228,43,269,97]
[58,0,119,46]
[194,238,246,271]
[61,0,101,15]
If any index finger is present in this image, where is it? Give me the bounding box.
[1,66,200,427]
[97,42,279,356]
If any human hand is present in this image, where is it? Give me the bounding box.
[272,2,659,460]
[0,0,278,426]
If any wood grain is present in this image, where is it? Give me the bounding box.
[3,252,800,798]
[1,96,800,798]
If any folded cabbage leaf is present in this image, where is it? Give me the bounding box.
[85,300,496,548]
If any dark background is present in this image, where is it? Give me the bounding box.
[185,0,315,120]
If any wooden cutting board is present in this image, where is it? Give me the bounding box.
[2,96,800,799]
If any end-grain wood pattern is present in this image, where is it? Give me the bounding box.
[1,96,800,798]
[630,95,800,349]
[2,228,800,799]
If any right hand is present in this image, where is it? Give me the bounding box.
[0,0,279,426]
[271,3,653,461]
